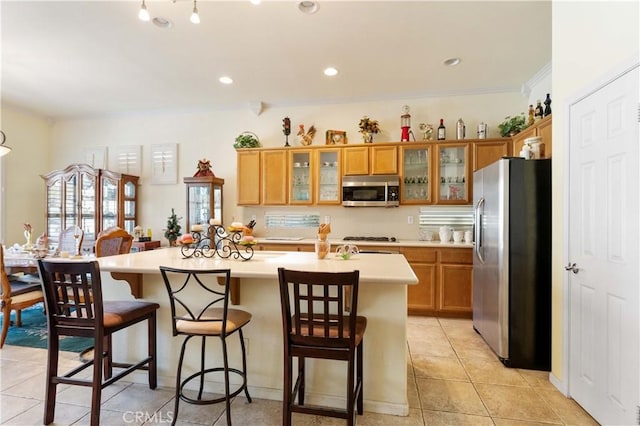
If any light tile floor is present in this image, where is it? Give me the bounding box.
[0,316,598,425]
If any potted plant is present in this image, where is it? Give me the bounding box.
[498,113,529,137]
[358,116,381,143]
[164,208,182,247]
[233,132,260,149]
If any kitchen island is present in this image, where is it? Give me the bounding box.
[97,248,418,416]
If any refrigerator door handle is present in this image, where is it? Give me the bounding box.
[474,196,485,264]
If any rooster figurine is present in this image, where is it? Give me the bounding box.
[297,124,316,146]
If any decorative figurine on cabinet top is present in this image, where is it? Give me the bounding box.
[193,159,215,177]
[297,124,317,146]
[544,93,552,116]
[419,123,434,141]
[283,117,291,147]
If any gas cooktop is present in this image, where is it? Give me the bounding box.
[343,236,397,242]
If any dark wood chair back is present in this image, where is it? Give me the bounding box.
[278,267,361,355]
[95,227,133,257]
[38,260,103,338]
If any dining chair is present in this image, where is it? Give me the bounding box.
[0,244,44,349]
[37,259,158,426]
[95,226,133,257]
[160,266,252,426]
[277,267,366,426]
[55,225,84,257]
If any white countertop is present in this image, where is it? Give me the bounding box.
[97,247,419,285]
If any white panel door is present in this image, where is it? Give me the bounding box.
[568,65,639,425]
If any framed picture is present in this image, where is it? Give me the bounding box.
[326,130,347,145]
[150,143,178,185]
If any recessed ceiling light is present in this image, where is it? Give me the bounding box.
[324,67,338,77]
[219,76,233,85]
[443,57,461,67]
[298,1,319,14]
[152,17,173,28]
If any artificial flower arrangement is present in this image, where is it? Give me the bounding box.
[358,116,381,135]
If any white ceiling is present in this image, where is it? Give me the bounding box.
[1,1,551,120]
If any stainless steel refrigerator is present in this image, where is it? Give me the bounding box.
[472,157,551,370]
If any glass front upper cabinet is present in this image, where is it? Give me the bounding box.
[122,177,137,234]
[316,148,341,205]
[400,145,432,204]
[436,143,470,204]
[289,150,313,204]
[183,176,225,231]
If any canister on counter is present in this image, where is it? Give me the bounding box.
[524,136,544,159]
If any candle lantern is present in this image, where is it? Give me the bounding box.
[400,105,411,142]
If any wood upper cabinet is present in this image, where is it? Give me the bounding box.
[262,150,288,205]
[343,144,398,176]
[435,142,471,204]
[370,145,398,175]
[472,138,511,172]
[237,150,261,205]
[511,114,552,158]
[343,146,369,175]
[315,148,341,205]
[400,145,433,204]
[289,149,313,205]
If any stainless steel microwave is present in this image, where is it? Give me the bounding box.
[342,175,400,207]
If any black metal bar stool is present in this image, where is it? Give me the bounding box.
[160,267,252,426]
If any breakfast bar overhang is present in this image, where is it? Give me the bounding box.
[96,248,418,416]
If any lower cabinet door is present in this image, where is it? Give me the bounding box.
[438,264,473,314]
[407,262,436,315]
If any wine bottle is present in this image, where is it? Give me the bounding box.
[437,119,446,140]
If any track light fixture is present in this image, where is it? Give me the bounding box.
[190,0,200,24]
[0,131,12,157]
[138,0,150,22]
[138,0,200,24]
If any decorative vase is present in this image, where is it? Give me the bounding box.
[362,132,373,143]
[169,239,177,247]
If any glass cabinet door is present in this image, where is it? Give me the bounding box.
[80,172,96,246]
[123,178,137,234]
[46,179,63,242]
[436,143,470,204]
[290,150,312,204]
[401,145,431,204]
[316,148,341,204]
[184,176,224,232]
[101,177,118,230]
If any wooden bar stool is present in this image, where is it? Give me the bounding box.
[37,259,158,426]
[159,267,252,426]
[277,267,367,426]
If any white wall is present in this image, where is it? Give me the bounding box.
[551,0,639,385]
[46,91,525,241]
[0,107,51,245]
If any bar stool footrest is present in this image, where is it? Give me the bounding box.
[179,367,249,405]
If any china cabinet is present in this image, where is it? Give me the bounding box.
[435,142,470,204]
[289,150,313,204]
[42,164,138,252]
[183,176,224,231]
[400,145,432,204]
[316,148,341,205]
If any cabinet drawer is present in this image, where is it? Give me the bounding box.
[401,247,437,263]
[440,248,472,264]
